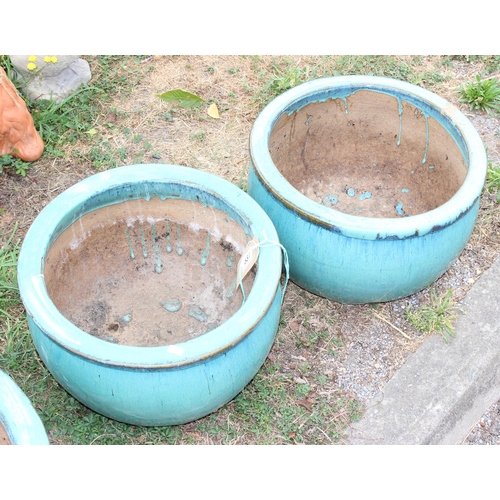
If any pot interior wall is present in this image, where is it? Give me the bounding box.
[269,90,467,218]
[44,198,255,347]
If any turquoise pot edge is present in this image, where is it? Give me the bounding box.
[27,288,282,426]
[247,75,487,303]
[0,369,49,445]
[16,164,284,425]
[17,164,283,368]
[249,163,479,303]
[249,75,487,242]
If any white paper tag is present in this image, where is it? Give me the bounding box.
[236,236,259,290]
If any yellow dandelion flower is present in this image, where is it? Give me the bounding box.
[27,62,37,70]
[28,55,37,62]
[51,56,58,63]
[44,56,58,63]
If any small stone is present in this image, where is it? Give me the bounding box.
[8,55,91,103]
[9,55,80,78]
[488,420,500,436]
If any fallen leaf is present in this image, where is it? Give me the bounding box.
[298,392,317,412]
[294,377,308,384]
[207,102,220,119]
[290,320,301,333]
[156,89,205,108]
[298,397,315,412]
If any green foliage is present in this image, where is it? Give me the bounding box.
[459,74,500,116]
[331,55,413,81]
[0,154,31,177]
[0,225,20,317]
[265,64,311,95]
[0,55,154,166]
[0,55,19,82]
[485,162,500,202]
[254,55,449,108]
[404,289,458,342]
[209,362,359,444]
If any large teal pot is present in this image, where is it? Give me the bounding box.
[17,165,283,426]
[0,369,49,445]
[248,76,487,303]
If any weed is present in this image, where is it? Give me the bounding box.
[190,131,206,142]
[458,74,500,116]
[410,70,450,87]
[0,154,31,177]
[258,61,312,105]
[236,165,248,192]
[404,288,458,342]
[162,111,175,122]
[299,363,312,373]
[485,162,500,201]
[294,382,311,398]
[453,55,500,74]
[295,328,331,349]
[0,225,21,316]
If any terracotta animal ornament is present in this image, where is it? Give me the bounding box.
[0,67,44,161]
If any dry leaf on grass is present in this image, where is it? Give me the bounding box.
[207,102,220,119]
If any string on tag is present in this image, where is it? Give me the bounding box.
[232,231,289,304]
[257,230,289,304]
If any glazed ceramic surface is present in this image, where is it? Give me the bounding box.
[18,165,283,426]
[248,76,487,303]
[0,369,49,444]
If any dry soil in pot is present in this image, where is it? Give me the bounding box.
[269,90,467,218]
[44,198,255,347]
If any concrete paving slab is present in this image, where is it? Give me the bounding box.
[347,256,500,445]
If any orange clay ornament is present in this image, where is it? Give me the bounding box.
[0,67,44,161]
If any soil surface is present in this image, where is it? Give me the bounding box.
[45,198,255,346]
[270,91,466,218]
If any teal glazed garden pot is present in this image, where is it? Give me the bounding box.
[248,76,487,303]
[17,165,283,426]
[0,369,49,445]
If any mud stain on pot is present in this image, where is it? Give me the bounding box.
[44,198,256,347]
[270,90,467,218]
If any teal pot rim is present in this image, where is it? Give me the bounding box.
[250,75,487,240]
[0,369,49,445]
[18,164,282,369]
